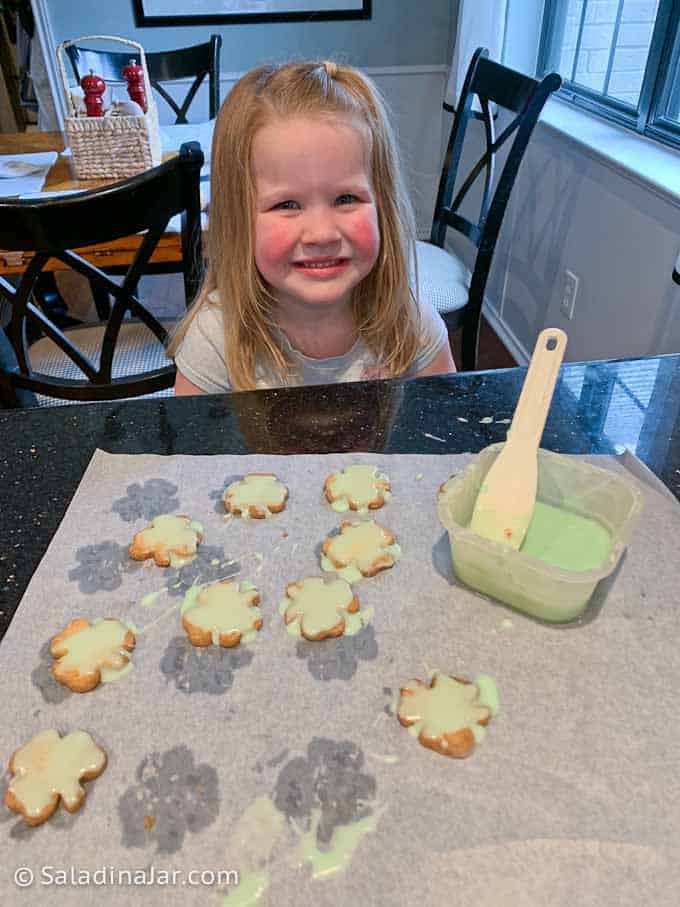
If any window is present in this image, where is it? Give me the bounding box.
[538,0,680,149]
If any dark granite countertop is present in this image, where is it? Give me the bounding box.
[1,353,679,638]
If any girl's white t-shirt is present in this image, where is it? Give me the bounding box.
[174,294,448,393]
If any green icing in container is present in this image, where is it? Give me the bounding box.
[519,501,612,571]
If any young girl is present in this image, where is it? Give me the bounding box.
[168,60,456,395]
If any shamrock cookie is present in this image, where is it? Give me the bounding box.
[129,514,203,567]
[324,464,391,512]
[51,618,136,692]
[397,673,499,758]
[321,520,401,583]
[5,729,107,826]
[280,576,359,641]
[182,579,262,647]
[223,474,289,519]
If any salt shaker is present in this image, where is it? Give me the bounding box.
[81,70,106,117]
[122,58,146,112]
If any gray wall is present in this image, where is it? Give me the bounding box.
[447,111,680,363]
[47,0,454,70]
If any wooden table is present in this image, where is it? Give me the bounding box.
[0,130,185,275]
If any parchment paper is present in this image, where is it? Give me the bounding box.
[1,450,678,906]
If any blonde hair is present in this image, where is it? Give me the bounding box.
[168,59,421,390]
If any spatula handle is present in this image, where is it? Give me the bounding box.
[509,328,568,449]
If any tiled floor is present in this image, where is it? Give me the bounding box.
[449,317,517,372]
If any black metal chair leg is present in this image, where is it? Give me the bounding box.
[32,273,82,329]
[90,282,112,319]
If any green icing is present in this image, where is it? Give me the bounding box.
[297,809,380,880]
[370,753,399,765]
[331,499,350,513]
[140,589,165,608]
[281,577,356,639]
[281,593,370,639]
[321,544,401,584]
[182,580,261,645]
[471,724,486,744]
[519,500,612,571]
[56,618,134,685]
[221,871,269,906]
[168,553,194,568]
[100,661,133,684]
[474,674,500,716]
[343,607,373,636]
[402,673,490,741]
[321,556,362,584]
[180,584,201,616]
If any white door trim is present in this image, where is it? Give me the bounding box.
[31,0,65,127]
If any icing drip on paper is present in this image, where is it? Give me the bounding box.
[221,795,285,904]
[220,871,269,906]
[296,808,382,880]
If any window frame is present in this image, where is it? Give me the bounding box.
[537,0,680,151]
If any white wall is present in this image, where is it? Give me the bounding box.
[449,111,680,364]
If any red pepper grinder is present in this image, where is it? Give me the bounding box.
[81,69,106,117]
[122,58,146,112]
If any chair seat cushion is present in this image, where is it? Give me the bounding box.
[28,320,174,407]
[414,240,471,316]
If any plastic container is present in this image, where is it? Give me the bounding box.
[437,444,643,622]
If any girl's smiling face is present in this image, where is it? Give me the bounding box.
[251,114,381,314]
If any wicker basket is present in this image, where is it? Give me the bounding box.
[57,35,162,180]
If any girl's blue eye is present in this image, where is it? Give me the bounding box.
[336,194,358,205]
[274,200,299,210]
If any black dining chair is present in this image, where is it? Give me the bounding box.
[416,47,561,371]
[0,142,203,409]
[66,35,222,123]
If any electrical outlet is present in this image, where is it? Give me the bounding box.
[560,269,579,320]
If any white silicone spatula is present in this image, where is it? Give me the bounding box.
[469,327,568,549]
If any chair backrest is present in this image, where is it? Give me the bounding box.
[432,47,561,367]
[432,48,561,251]
[0,142,203,408]
[66,35,222,123]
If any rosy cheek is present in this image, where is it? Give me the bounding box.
[347,213,381,261]
[255,222,295,269]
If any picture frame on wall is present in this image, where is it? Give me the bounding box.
[133,0,371,26]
